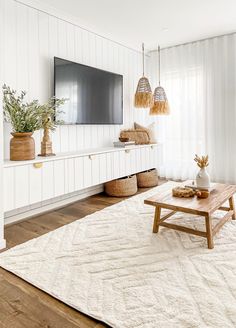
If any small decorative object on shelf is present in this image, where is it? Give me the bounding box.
[172,187,195,198]
[113,140,135,148]
[38,97,66,157]
[3,85,42,161]
[119,137,130,142]
[194,154,210,190]
[196,190,210,199]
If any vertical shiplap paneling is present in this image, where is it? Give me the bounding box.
[48,15,61,154]
[38,11,49,102]
[76,125,84,150]
[0,0,6,243]
[3,0,149,160]
[28,7,41,155]
[4,0,17,89]
[16,2,28,95]
[74,25,83,63]
[67,23,76,63]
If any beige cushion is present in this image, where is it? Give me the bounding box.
[134,122,157,143]
[120,129,150,144]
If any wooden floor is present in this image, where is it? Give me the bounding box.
[0,183,165,328]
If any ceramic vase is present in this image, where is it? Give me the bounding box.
[196,167,210,190]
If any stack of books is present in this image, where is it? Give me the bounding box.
[113,141,135,148]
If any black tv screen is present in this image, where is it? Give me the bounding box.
[54,57,123,124]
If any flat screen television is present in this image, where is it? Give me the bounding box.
[54,57,123,124]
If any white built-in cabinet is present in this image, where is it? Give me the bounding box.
[3,144,159,213]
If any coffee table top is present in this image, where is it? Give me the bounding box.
[144,181,236,215]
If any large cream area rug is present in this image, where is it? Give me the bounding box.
[1,181,236,328]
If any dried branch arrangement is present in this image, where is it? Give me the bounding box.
[194,154,209,168]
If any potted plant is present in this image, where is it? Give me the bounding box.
[38,97,66,157]
[3,85,42,161]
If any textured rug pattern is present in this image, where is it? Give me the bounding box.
[1,181,236,328]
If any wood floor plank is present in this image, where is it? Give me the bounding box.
[0,181,166,328]
[0,272,98,328]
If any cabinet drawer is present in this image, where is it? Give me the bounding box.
[65,158,75,194]
[91,154,100,186]
[99,153,107,184]
[113,151,120,179]
[54,160,65,197]
[15,165,29,209]
[83,156,92,188]
[29,163,42,204]
[74,157,84,191]
[42,162,54,201]
[4,167,15,212]
[106,152,113,182]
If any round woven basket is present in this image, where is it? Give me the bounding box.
[137,168,158,188]
[105,175,137,197]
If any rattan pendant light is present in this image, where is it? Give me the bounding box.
[134,43,153,108]
[150,45,170,115]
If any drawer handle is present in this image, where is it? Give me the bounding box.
[89,155,95,160]
[150,145,154,149]
[33,162,43,169]
[125,149,130,153]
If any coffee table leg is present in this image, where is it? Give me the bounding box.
[229,196,236,220]
[205,215,214,249]
[153,206,161,233]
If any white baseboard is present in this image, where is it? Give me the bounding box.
[0,239,6,250]
[4,185,104,226]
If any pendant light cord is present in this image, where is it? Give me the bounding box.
[142,42,145,76]
[158,45,161,86]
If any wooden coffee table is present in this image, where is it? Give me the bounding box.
[144,182,236,249]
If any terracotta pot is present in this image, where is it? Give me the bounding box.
[10,132,35,161]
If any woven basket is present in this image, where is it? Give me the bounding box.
[105,175,137,197]
[137,169,158,188]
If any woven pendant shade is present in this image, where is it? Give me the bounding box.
[150,45,169,115]
[134,43,153,108]
[150,86,169,115]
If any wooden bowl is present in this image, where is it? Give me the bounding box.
[119,137,130,142]
[196,190,209,199]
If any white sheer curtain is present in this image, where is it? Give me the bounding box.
[151,34,236,183]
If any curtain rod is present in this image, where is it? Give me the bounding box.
[149,31,236,53]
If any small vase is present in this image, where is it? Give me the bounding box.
[196,167,210,190]
[10,132,35,161]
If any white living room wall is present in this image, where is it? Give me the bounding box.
[2,0,153,159]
